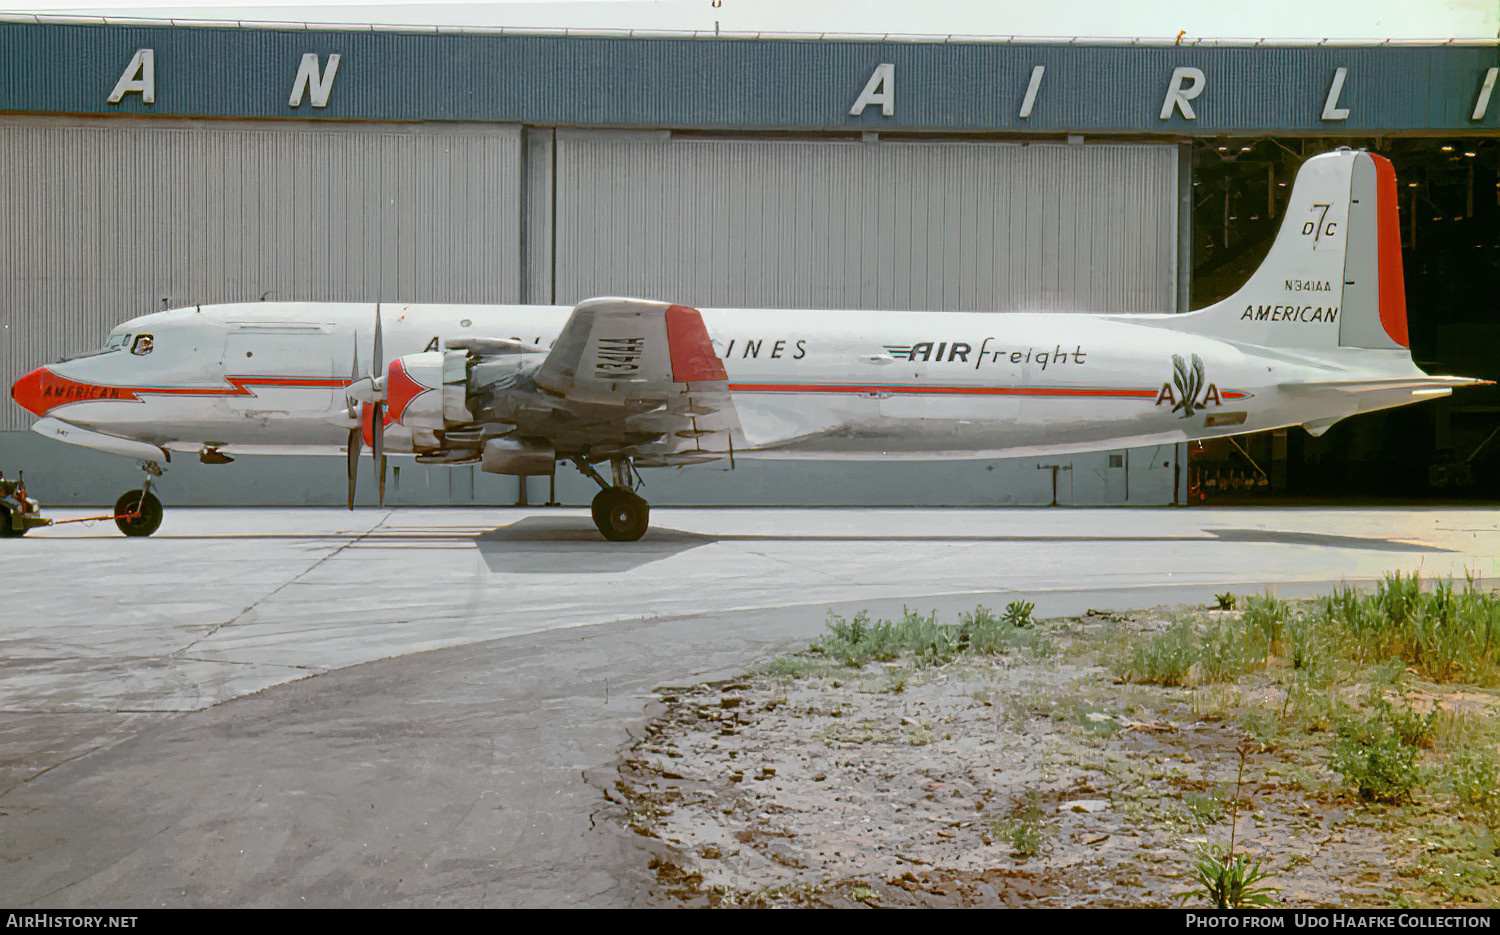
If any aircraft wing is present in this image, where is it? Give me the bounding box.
[527,298,744,466]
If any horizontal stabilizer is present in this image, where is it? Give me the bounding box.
[1289,375,1491,436]
[1280,376,1491,395]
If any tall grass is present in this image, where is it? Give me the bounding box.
[1115,574,1500,689]
[1316,572,1500,686]
[1113,612,1271,686]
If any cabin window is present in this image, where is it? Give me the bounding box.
[131,334,154,356]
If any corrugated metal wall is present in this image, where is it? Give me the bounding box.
[0,116,522,431]
[552,136,1176,312]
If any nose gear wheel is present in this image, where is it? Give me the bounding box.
[114,490,163,537]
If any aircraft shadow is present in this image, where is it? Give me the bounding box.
[475,517,716,573]
[1206,528,1452,553]
[20,517,1452,562]
[474,518,1451,574]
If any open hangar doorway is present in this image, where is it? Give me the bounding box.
[1182,138,1500,503]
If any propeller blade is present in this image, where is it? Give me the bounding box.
[344,330,362,418]
[348,306,388,508]
[373,304,383,376]
[372,401,385,506]
[346,426,361,510]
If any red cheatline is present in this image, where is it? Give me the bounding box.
[730,382,1251,401]
[11,367,354,416]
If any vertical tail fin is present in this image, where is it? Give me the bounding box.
[1183,149,1409,352]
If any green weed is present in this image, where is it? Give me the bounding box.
[991,787,1049,858]
[1181,741,1279,909]
[1113,613,1268,686]
[1422,828,1500,903]
[754,655,843,679]
[1329,707,1424,802]
[1440,746,1500,832]
[813,605,1053,669]
[1002,600,1036,627]
[1181,787,1231,829]
[1184,845,1278,909]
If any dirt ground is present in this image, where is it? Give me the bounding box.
[609,609,1500,908]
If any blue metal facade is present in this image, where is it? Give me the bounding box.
[1,19,1496,134]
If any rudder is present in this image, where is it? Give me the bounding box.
[1338,152,1409,349]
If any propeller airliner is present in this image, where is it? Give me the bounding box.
[7,149,1484,540]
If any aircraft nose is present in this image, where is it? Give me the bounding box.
[10,366,52,416]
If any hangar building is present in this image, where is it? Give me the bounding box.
[0,14,1495,507]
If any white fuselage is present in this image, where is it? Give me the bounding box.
[16,300,1423,462]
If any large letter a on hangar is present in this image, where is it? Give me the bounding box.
[849,63,896,117]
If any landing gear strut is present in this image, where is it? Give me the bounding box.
[574,457,649,542]
[115,461,164,538]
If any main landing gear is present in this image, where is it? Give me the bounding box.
[573,457,649,542]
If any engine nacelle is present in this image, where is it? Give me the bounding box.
[384,351,472,450]
[387,348,541,456]
[480,438,555,475]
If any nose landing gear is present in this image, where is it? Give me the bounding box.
[114,461,164,537]
[0,460,166,537]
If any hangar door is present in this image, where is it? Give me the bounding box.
[0,116,523,432]
[550,135,1178,314]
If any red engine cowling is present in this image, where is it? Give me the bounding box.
[385,351,470,449]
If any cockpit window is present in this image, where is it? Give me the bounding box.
[58,333,129,362]
[131,334,154,356]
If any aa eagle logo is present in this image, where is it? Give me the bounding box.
[1155,353,1224,418]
